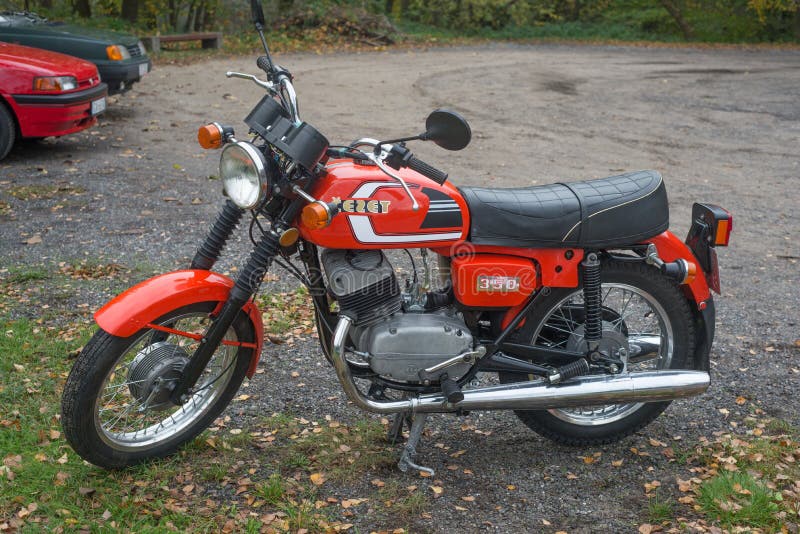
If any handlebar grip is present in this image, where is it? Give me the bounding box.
[408,157,448,185]
[256,55,271,74]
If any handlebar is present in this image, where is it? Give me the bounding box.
[408,157,448,185]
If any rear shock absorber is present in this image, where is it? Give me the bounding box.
[581,252,602,352]
[191,200,244,270]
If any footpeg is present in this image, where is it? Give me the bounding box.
[440,376,464,404]
[548,358,590,384]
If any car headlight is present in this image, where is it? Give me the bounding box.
[137,40,147,57]
[33,76,77,92]
[220,142,269,209]
[106,44,131,61]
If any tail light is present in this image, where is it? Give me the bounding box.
[685,203,732,294]
[688,203,732,248]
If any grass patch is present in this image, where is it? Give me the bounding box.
[697,471,780,528]
[677,420,800,530]
[258,287,315,338]
[647,490,674,524]
[5,184,86,201]
[2,266,51,284]
[0,319,405,531]
[261,414,396,483]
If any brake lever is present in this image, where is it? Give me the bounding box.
[366,151,419,211]
[225,71,275,93]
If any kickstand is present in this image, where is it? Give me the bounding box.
[397,413,434,476]
[387,412,412,444]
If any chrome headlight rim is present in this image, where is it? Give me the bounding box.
[220,141,269,210]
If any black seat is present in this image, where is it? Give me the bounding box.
[459,170,669,249]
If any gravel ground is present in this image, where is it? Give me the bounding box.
[1,43,799,532]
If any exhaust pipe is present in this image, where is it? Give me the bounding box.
[331,315,709,415]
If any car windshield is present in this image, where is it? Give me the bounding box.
[0,12,47,26]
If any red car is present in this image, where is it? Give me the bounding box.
[0,41,107,160]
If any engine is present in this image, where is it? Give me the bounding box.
[321,249,474,383]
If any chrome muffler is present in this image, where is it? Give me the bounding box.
[331,315,709,415]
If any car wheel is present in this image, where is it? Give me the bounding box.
[0,102,16,160]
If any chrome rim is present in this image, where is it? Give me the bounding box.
[94,310,238,451]
[533,283,674,426]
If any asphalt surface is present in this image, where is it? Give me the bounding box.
[1,43,799,532]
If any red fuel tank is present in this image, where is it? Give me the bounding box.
[298,160,470,249]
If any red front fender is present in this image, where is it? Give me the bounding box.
[94,270,264,377]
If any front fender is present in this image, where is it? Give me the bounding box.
[94,270,264,377]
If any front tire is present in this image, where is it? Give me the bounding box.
[499,259,694,446]
[0,102,16,161]
[61,302,255,468]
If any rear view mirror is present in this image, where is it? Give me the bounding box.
[423,109,471,151]
[250,0,265,26]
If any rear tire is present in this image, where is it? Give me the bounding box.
[0,103,16,160]
[499,259,694,446]
[61,302,255,468]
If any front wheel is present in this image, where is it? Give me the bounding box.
[499,259,695,446]
[61,302,256,468]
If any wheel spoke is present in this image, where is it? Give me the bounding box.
[93,309,242,451]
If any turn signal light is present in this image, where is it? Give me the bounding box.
[301,201,332,230]
[106,45,130,61]
[33,76,77,92]
[198,123,223,149]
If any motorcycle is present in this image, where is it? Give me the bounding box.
[61,0,732,475]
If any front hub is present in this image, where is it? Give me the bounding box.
[128,342,190,411]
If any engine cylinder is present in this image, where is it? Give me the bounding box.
[321,249,402,326]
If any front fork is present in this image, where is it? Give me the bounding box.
[169,200,295,405]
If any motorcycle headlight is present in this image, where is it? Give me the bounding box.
[220,142,270,209]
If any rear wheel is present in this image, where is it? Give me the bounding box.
[499,259,694,446]
[0,103,16,160]
[61,302,255,468]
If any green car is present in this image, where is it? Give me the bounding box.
[0,11,151,94]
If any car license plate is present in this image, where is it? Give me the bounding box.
[91,97,107,116]
[139,63,149,77]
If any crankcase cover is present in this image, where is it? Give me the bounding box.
[360,312,473,382]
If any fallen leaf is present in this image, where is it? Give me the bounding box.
[310,473,326,486]
[735,396,747,405]
[79,487,96,498]
[430,486,443,495]
[612,460,624,467]
[371,478,385,488]
[461,496,475,502]
[24,235,43,245]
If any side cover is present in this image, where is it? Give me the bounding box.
[94,270,264,377]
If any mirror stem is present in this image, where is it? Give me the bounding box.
[255,22,275,75]
[372,133,427,155]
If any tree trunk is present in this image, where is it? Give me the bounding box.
[659,0,695,40]
[168,0,178,31]
[72,0,91,18]
[121,0,139,23]
[38,0,53,9]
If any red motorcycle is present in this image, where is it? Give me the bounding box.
[61,1,732,474]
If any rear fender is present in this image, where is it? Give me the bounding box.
[647,232,715,372]
[94,270,264,377]
[647,231,711,307]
